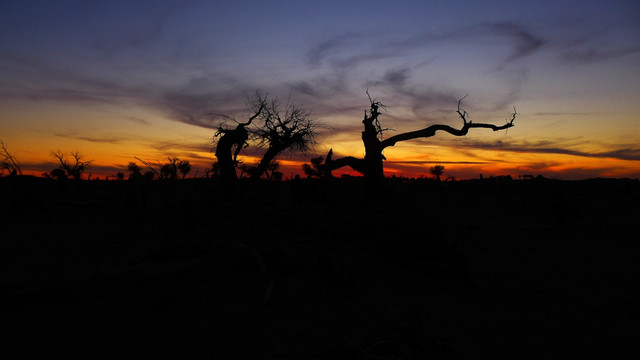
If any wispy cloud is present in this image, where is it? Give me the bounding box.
[125,116,151,125]
[388,21,545,67]
[148,140,212,154]
[452,139,640,162]
[306,32,368,67]
[53,132,129,144]
[561,45,640,64]
[482,22,545,64]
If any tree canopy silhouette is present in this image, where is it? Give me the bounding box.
[213,92,323,185]
[322,93,517,183]
[430,164,445,182]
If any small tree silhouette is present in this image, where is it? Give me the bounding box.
[264,160,283,181]
[302,156,326,178]
[132,157,190,180]
[177,160,191,179]
[160,157,179,180]
[49,168,67,181]
[51,150,92,181]
[0,140,22,176]
[430,164,445,181]
[127,162,142,179]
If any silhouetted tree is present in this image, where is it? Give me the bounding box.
[302,156,325,178]
[127,162,142,179]
[322,93,517,184]
[213,93,267,184]
[160,157,179,180]
[430,164,445,182]
[51,150,92,180]
[264,160,283,181]
[249,95,322,181]
[177,160,191,179]
[213,91,323,185]
[134,157,162,180]
[49,168,67,181]
[0,140,22,176]
[237,162,255,179]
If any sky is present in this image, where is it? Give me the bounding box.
[1,0,639,180]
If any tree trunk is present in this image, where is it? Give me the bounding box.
[215,133,238,184]
[361,107,385,182]
[251,146,281,181]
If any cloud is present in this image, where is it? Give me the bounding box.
[387,160,490,165]
[481,22,545,64]
[306,32,365,66]
[304,21,545,119]
[452,139,640,162]
[148,140,212,154]
[389,21,545,66]
[561,45,640,64]
[125,116,151,125]
[53,132,129,144]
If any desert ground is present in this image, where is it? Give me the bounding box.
[2,175,639,358]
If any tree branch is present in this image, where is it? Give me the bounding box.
[381,100,517,148]
[321,148,367,175]
[1,140,22,175]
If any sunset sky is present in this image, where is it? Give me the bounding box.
[1,0,639,180]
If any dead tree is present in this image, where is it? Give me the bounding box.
[323,94,517,183]
[0,140,22,176]
[213,95,267,184]
[51,150,92,181]
[249,96,322,181]
[212,92,323,184]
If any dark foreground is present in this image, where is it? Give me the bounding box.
[2,176,639,358]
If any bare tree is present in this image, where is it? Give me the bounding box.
[212,91,323,184]
[250,95,322,181]
[213,93,267,184]
[0,140,22,176]
[51,150,92,180]
[323,93,517,183]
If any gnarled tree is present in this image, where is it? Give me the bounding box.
[213,92,322,184]
[213,94,267,184]
[322,94,517,183]
[250,96,321,181]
